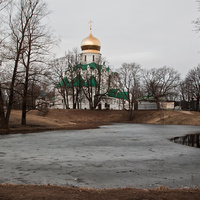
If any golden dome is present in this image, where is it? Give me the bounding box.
[81,32,101,53]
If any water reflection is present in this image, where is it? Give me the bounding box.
[170,134,200,148]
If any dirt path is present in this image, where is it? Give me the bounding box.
[1,184,200,200]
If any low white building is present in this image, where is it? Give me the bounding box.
[138,96,175,110]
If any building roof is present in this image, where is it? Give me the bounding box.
[57,74,97,88]
[58,62,110,89]
[81,32,101,53]
[107,89,129,100]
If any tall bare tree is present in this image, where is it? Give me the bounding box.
[179,80,192,110]
[184,65,200,111]
[143,66,180,110]
[65,49,80,109]
[117,62,142,120]
[0,1,7,128]
[82,61,111,110]
[20,0,56,125]
[0,0,56,128]
[50,48,80,109]
[0,0,12,11]
[50,57,70,109]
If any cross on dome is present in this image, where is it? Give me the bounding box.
[89,20,93,33]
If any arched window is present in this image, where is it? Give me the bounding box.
[85,55,87,62]
[93,55,95,62]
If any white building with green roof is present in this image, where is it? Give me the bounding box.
[52,24,129,110]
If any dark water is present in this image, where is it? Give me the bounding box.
[170,134,200,148]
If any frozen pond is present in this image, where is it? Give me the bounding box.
[0,124,200,189]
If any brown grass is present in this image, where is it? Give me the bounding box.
[1,109,200,135]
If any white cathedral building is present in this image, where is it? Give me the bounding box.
[51,24,129,110]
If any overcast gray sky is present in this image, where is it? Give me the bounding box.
[48,0,200,78]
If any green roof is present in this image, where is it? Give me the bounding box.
[85,75,97,87]
[58,62,111,88]
[72,75,85,87]
[107,89,129,100]
[57,74,98,88]
[57,62,110,88]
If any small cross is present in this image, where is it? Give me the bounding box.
[89,20,93,32]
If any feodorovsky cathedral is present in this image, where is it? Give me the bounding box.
[53,22,128,110]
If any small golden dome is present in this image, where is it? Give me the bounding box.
[81,32,101,53]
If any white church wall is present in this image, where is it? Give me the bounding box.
[138,101,157,110]
[80,52,101,65]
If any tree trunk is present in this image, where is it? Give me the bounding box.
[76,89,79,109]
[21,73,29,125]
[0,85,6,129]
[129,108,133,121]
[21,98,27,125]
[72,88,76,109]
[89,101,94,110]
[22,36,31,125]
[134,101,138,110]
[197,97,199,112]
[156,100,161,110]
[62,89,68,109]
[65,89,69,109]
[5,58,19,127]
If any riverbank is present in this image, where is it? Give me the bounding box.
[1,109,200,134]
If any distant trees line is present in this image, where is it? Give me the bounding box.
[0,0,200,129]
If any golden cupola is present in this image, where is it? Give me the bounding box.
[81,22,101,53]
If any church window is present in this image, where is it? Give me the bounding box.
[93,55,95,62]
[85,55,87,62]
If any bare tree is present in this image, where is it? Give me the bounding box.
[0,83,6,128]
[117,62,142,120]
[0,0,13,128]
[143,66,180,110]
[20,0,56,125]
[0,0,12,11]
[184,65,200,111]
[50,48,80,109]
[82,61,111,110]
[66,49,80,109]
[179,80,192,110]
[50,57,71,109]
[0,0,56,128]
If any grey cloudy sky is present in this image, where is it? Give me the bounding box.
[48,0,200,78]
